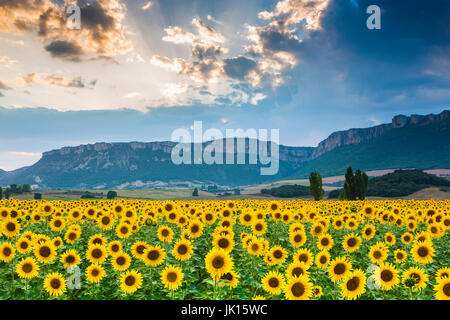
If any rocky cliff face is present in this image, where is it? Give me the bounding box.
[312,110,449,158]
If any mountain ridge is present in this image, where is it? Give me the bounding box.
[0,110,449,189]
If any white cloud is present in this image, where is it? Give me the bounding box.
[141,1,153,11]
[0,151,42,171]
[250,93,267,105]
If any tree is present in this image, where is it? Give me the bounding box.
[309,171,323,201]
[22,184,31,193]
[107,191,117,199]
[192,188,199,197]
[34,193,42,200]
[0,187,2,200]
[343,166,368,200]
[234,188,241,195]
[4,188,12,199]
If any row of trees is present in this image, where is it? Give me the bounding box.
[309,167,368,201]
[0,184,32,199]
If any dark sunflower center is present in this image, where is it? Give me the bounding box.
[418,247,429,257]
[221,273,233,281]
[117,256,126,265]
[380,270,393,282]
[218,238,229,248]
[346,277,360,291]
[273,250,283,259]
[102,216,111,225]
[334,263,346,275]
[255,224,263,231]
[292,267,304,277]
[373,251,382,259]
[347,238,357,247]
[244,215,251,222]
[69,233,77,240]
[294,235,302,242]
[20,242,29,249]
[365,228,372,235]
[136,245,145,254]
[148,250,160,260]
[268,277,279,288]
[178,245,188,255]
[111,244,119,252]
[54,220,62,227]
[3,247,11,256]
[92,249,103,259]
[6,222,16,232]
[50,278,61,289]
[40,246,51,258]
[66,255,75,263]
[321,238,329,246]
[191,225,199,233]
[212,256,225,269]
[167,272,177,282]
[319,256,327,264]
[91,269,100,277]
[120,227,128,234]
[291,282,305,297]
[443,283,450,297]
[298,254,308,263]
[22,263,33,273]
[125,276,136,286]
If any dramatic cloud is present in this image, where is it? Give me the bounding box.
[0,0,132,61]
[0,80,12,90]
[17,73,96,89]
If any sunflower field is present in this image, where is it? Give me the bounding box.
[0,198,449,300]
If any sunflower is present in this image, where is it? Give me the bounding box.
[205,248,233,278]
[120,270,143,294]
[415,231,431,244]
[213,234,234,253]
[315,250,330,269]
[328,256,352,282]
[293,247,313,268]
[143,245,166,267]
[97,214,115,230]
[402,267,428,292]
[251,220,267,236]
[60,249,81,268]
[368,243,388,264]
[69,208,82,222]
[332,218,344,230]
[411,241,434,264]
[34,242,57,264]
[261,271,285,295]
[2,218,20,238]
[201,212,217,225]
[116,222,132,239]
[88,234,107,247]
[49,217,65,232]
[310,222,324,236]
[436,267,450,280]
[362,225,376,240]
[289,230,307,247]
[345,218,358,230]
[434,277,450,300]
[343,233,361,253]
[16,257,39,279]
[52,237,63,249]
[86,244,108,264]
[108,240,123,256]
[268,246,288,265]
[64,229,81,245]
[131,241,149,260]
[286,262,309,280]
[240,210,254,226]
[375,262,400,290]
[312,285,323,298]
[112,252,131,271]
[317,233,334,251]
[218,270,240,289]
[284,275,312,300]
[16,237,32,254]
[341,269,366,300]
[247,239,264,256]
[44,273,66,297]
[86,264,105,284]
[384,232,396,246]
[161,265,184,291]
[172,239,193,261]
[394,249,407,264]
[187,220,204,239]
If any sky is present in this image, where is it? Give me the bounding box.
[0,0,449,171]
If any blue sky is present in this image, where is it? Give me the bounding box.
[0,0,449,170]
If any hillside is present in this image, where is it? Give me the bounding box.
[329,169,450,198]
[291,115,450,178]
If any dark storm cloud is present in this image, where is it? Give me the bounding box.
[44,40,84,61]
[224,56,258,80]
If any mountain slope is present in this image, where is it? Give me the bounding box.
[291,116,450,178]
[0,141,313,188]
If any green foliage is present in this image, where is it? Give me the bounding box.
[342,167,368,200]
[367,169,450,197]
[22,184,31,193]
[192,188,199,197]
[309,171,323,200]
[107,191,118,199]
[34,193,42,200]
[261,184,310,198]
[0,187,2,200]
